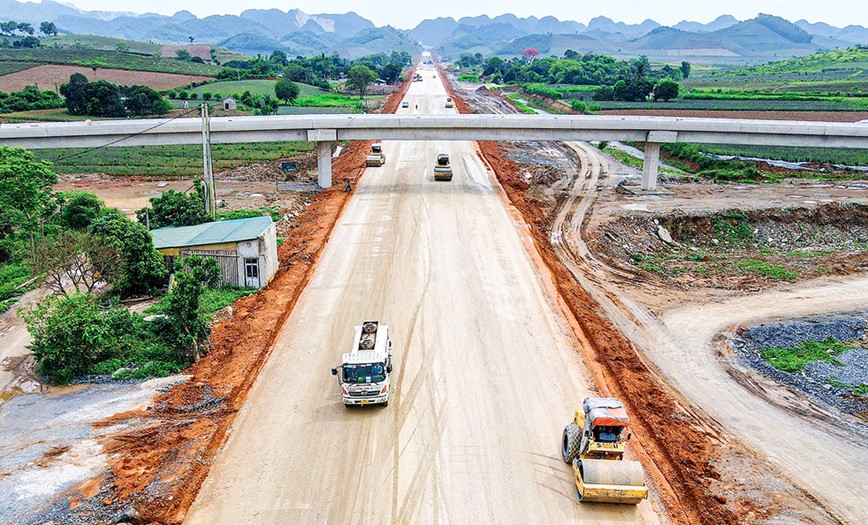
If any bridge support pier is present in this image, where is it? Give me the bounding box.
[641,131,678,191]
[308,129,338,189]
[641,142,660,191]
[316,141,333,188]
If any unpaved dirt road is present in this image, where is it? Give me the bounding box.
[554,141,868,524]
[659,279,868,523]
[185,69,663,524]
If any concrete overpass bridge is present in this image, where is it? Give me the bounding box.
[1,114,866,189]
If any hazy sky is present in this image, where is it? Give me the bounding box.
[61,0,867,29]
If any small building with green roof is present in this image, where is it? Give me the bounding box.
[151,216,278,289]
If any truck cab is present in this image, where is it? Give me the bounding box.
[331,321,393,407]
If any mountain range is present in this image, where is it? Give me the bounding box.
[3,0,868,61]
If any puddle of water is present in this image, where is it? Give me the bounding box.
[622,203,650,212]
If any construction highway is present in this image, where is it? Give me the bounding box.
[184,67,663,523]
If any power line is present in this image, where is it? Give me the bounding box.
[46,106,206,164]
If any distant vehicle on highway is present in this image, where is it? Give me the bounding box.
[434,153,453,181]
[401,101,409,108]
[331,321,393,407]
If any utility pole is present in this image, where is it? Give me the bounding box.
[201,103,216,219]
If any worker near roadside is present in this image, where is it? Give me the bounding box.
[343,178,352,192]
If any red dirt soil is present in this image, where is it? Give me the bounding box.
[441,70,738,525]
[0,64,213,92]
[78,74,414,524]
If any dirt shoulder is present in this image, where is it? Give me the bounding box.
[444,76,850,525]
[48,77,412,524]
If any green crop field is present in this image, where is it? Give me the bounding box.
[0,108,92,122]
[0,48,221,76]
[695,144,868,167]
[34,142,315,176]
[594,98,867,111]
[41,35,163,55]
[0,61,37,76]
[294,93,376,107]
[189,80,326,99]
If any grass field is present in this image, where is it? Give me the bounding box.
[35,142,315,176]
[189,80,326,99]
[0,48,221,76]
[695,144,868,167]
[41,35,163,55]
[295,93,374,107]
[0,61,37,76]
[0,108,92,122]
[592,98,867,111]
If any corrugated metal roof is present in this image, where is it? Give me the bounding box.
[151,216,273,250]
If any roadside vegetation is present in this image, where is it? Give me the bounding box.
[33,141,314,176]
[1,145,270,385]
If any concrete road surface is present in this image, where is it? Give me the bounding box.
[185,67,662,524]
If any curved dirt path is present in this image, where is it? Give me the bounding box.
[184,70,663,524]
[553,141,868,523]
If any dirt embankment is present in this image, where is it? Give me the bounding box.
[442,74,739,525]
[593,203,868,290]
[61,75,414,524]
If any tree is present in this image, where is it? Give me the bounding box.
[269,50,288,66]
[0,146,58,256]
[21,293,143,384]
[60,72,89,114]
[83,80,126,117]
[13,36,39,48]
[680,61,691,79]
[164,254,220,361]
[115,42,129,52]
[188,36,194,44]
[522,48,540,64]
[347,64,376,101]
[30,231,124,296]
[61,190,105,230]
[16,22,34,35]
[136,179,210,229]
[653,78,680,102]
[380,62,402,84]
[39,21,58,37]
[274,78,300,104]
[89,211,167,296]
[176,49,192,61]
[0,21,17,36]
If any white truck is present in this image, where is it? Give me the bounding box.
[331,321,393,407]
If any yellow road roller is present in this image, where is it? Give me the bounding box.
[561,398,648,504]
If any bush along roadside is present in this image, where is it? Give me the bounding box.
[20,255,257,385]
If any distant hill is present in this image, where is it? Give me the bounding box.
[2,1,867,60]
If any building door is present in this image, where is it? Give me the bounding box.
[244,258,260,288]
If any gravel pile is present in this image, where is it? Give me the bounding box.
[732,314,868,417]
[741,316,864,350]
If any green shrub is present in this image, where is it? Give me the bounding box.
[737,259,799,280]
[21,293,144,384]
[760,338,847,372]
